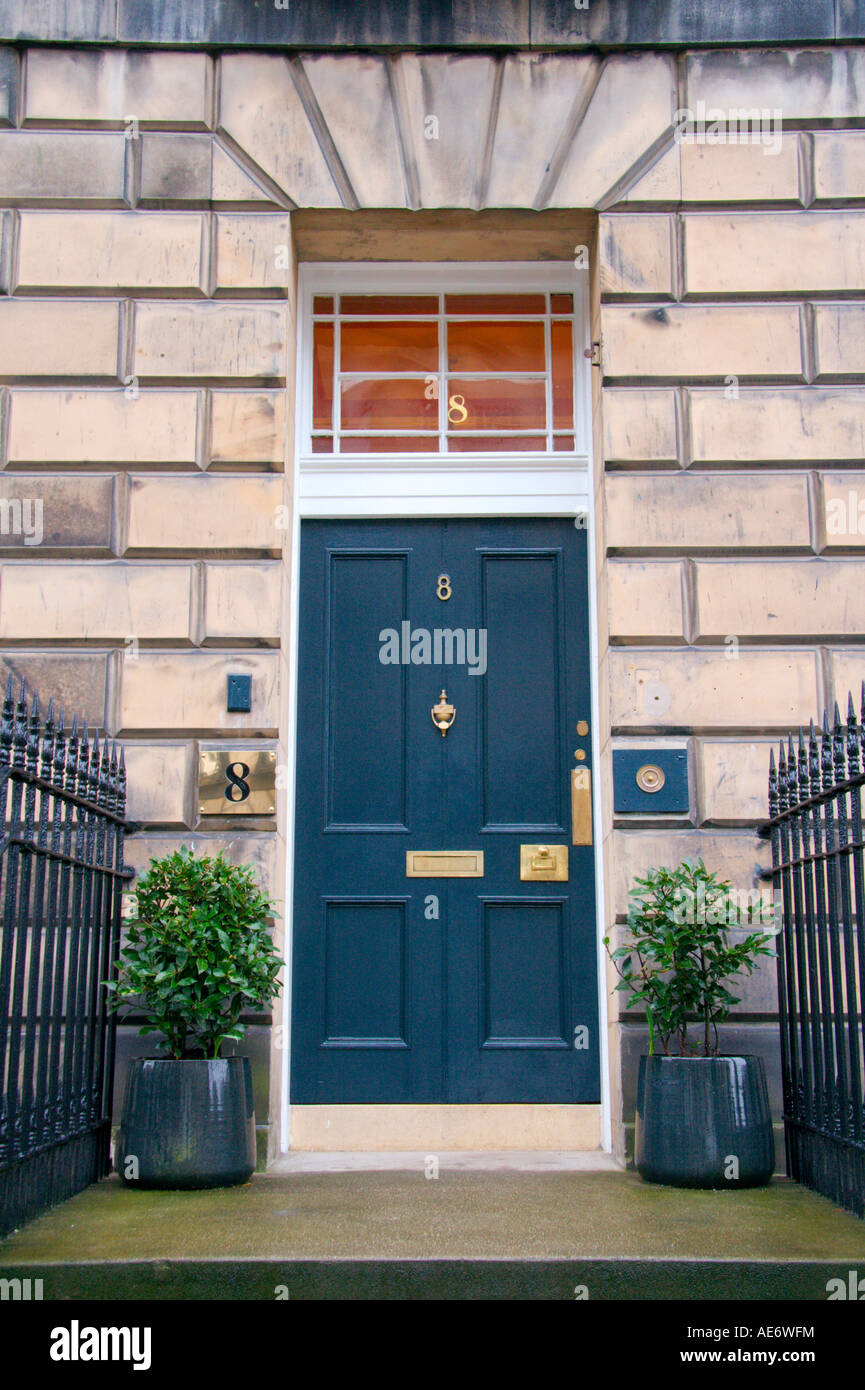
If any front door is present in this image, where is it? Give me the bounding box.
[291,517,599,1104]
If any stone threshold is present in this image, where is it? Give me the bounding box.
[287,1102,602,1151]
[271,1150,621,1173]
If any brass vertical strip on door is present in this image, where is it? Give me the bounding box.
[571,767,593,845]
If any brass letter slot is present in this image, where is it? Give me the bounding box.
[520,844,569,881]
[571,766,593,846]
[406,851,484,878]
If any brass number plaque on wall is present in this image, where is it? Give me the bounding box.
[199,750,276,816]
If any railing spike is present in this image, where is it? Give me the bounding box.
[12,681,29,767]
[778,739,795,811]
[769,746,779,818]
[106,740,119,815]
[1,675,15,750]
[832,700,847,781]
[820,710,833,790]
[25,691,40,774]
[849,689,861,778]
[40,695,56,774]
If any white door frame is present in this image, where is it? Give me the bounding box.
[280,261,611,1152]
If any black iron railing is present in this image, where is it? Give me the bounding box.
[766,691,865,1218]
[0,680,131,1237]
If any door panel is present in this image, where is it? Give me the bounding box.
[480,550,565,830]
[291,518,600,1105]
[481,899,568,1046]
[322,899,409,1047]
[325,552,409,829]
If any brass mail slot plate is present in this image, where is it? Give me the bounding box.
[406,851,484,878]
[199,749,276,816]
[520,844,569,881]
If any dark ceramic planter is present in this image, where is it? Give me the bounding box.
[635,1055,774,1189]
[116,1057,256,1190]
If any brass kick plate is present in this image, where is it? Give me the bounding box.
[520,844,569,881]
[406,851,484,878]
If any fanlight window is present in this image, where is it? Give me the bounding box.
[309,292,577,455]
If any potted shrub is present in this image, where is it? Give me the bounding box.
[107,847,282,1190]
[605,858,776,1189]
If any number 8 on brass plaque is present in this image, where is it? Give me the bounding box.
[198,750,277,817]
[225,761,250,802]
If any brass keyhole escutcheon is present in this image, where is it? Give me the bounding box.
[636,763,665,794]
[431,689,456,737]
[531,846,556,871]
[520,843,569,880]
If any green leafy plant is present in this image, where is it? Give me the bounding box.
[106,847,282,1060]
[603,858,775,1057]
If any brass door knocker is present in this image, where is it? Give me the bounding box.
[431,689,455,737]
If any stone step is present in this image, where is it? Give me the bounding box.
[2,1170,864,1301]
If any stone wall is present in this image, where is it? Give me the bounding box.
[0,47,293,1161]
[598,59,865,1156]
[1,39,863,1158]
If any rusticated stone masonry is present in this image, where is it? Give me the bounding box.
[2,39,865,1155]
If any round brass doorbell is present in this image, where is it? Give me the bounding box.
[577,721,589,736]
[635,763,665,794]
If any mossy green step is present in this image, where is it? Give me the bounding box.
[2,1170,864,1300]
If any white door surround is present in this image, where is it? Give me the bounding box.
[280,260,611,1153]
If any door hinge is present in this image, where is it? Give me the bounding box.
[584,341,601,367]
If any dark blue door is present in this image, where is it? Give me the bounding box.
[291,519,600,1104]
